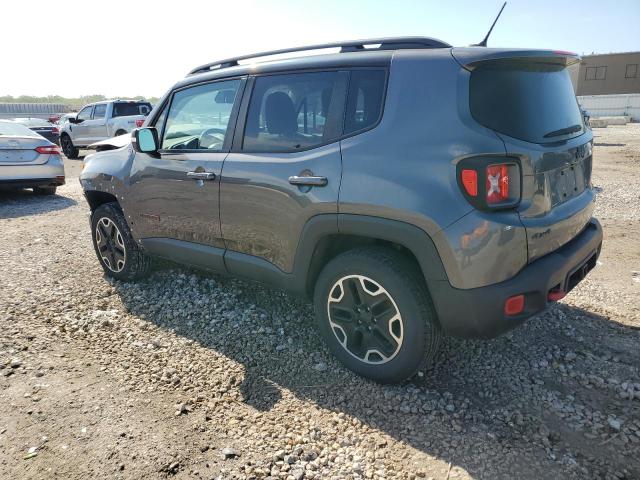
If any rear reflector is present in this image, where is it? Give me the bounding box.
[461,169,478,197]
[35,145,62,155]
[504,294,525,316]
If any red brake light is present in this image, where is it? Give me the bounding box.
[504,294,525,316]
[486,164,510,204]
[135,119,144,127]
[461,169,478,197]
[35,145,62,155]
[51,126,59,134]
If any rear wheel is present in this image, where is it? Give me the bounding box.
[33,186,57,195]
[60,134,79,159]
[91,202,151,281]
[313,247,442,383]
[115,129,127,136]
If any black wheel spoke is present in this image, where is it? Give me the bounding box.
[327,275,403,364]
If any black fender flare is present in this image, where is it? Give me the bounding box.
[291,213,449,293]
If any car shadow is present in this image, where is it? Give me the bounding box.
[114,268,640,479]
[0,189,77,219]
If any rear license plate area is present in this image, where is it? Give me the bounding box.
[565,251,598,292]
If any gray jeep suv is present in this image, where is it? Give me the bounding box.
[80,38,602,383]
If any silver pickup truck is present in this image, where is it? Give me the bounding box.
[59,100,152,158]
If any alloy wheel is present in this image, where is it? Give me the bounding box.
[95,217,126,273]
[327,275,404,364]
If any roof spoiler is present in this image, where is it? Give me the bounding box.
[452,48,581,71]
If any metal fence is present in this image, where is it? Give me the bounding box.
[577,94,640,121]
[0,103,72,120]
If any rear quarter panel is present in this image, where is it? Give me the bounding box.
[339,49,527,289]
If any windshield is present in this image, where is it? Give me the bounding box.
[0,121,38,137]
[112,102,152,118]
[470,60,584,144]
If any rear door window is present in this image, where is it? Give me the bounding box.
[470,60,584,143]
[93,104,107,119]
[344,69,386,135]
[242,71,347,152]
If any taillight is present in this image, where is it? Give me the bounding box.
[35,145,62,155]
[457,157,521,210]
[135,119,144,127]
[461,169,478,197]
[51,126,60,134]
[486,164,510,204]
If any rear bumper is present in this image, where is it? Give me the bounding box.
[0,158,65,189]
[0,177,65,189]
[430,218,603,338]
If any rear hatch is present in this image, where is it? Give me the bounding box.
[453,48,594,261]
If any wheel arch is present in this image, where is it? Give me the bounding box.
[84,189,120,212]
[294,214,450,297]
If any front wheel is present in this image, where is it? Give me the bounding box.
[115,129,127,136]
[60,134,79,159]
[91,203,151,281]
[313,247,442,383]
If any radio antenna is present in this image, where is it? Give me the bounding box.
[473,2,507,47]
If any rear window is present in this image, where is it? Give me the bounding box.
[112,102,152,118]
[0,121,37,137]
[470,60,583,144]
[344,69,386,135]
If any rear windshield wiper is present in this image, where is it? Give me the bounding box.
[543,124,582,139]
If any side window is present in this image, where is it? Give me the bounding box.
[243,71,347,152]
[77,106,93,121]
[93,104,107,119]
[161,79,241,151]
[344,69,386,135]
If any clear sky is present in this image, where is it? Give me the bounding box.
[2,0,639,98]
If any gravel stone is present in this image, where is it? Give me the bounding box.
[0,125,639,479]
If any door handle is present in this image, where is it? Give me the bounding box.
[288,175,327,187]
[187,171,216,180]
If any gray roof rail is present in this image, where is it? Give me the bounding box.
[187,36,451,75]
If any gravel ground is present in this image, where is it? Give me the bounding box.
[1,126,639,480]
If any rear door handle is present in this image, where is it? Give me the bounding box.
[288,175,327,187]
[187,171,216,180]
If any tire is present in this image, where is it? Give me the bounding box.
[115,129,127,136]
[91,202,151,281]
[33,186,57,195]
[313,246,442,384]
[60,134,79,159]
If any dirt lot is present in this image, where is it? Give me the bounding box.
[1,125,639,480]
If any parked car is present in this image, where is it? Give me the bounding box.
[12,117,60,145]
[80,37,602,383]
[0,119,64,195]
[60,100,152,158]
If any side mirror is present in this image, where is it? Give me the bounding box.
[132,127,159,153]
[68,116,78,124]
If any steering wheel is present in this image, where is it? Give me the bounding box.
[199,128,226,149]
